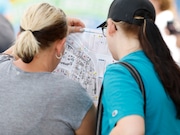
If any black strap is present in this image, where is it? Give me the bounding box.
[96,62,146,135]
[119,62,146,112]
[96,84,104,135]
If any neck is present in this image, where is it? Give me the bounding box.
[116,36,142,60]
[13,51,58,73]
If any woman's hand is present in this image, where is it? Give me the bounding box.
[67,17,85,34]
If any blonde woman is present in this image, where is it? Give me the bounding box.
[0,3,96,135]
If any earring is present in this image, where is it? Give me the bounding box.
[55,53,62,60]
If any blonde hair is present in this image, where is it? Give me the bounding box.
[14,3,68,63]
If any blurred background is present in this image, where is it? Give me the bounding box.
[1,0,180,34]
[1,0,180,60]
[0,0,113,34]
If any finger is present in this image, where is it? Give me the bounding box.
[69,26,84,33]
[73,26,84,32]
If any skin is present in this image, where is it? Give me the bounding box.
[106,18,145,135]
[13,38,66,72]
[75,105,96,135]
[67,17,85,33]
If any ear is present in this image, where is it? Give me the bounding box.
[107,19,117,36]
[17,31,21,37]
[55,38,66,54]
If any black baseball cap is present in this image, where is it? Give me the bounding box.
[97,0,156,28]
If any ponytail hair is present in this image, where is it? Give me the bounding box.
[139,19,180,119]
[13,3,68,63]
[14,29,39,63]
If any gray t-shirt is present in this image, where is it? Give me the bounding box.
[0,54,93,135]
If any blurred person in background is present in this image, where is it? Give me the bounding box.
[0,0,15,52]
[0,2,96,135]
[0,14,15,52]
[150,0,180,64]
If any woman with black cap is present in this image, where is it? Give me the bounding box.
[97,0,180,134]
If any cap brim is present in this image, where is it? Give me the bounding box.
[97,21,106,28]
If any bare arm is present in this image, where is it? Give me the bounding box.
[110,115,145,135]
[75,104,96,135]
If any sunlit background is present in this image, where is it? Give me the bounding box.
[0,0,113,34]
[0,0,180,34]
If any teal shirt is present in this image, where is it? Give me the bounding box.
[101,50,180,135]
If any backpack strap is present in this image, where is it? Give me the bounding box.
[96,84,104,135]
[118,62,146,112]
[96,62,146,135]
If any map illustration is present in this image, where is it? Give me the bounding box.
[54,28,114,105]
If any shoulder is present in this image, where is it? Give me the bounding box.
[0,53,14,63]
[105,62,130,77]
[39,73,94,132]
[52,73,86,92]
[51,73,93,103]
[103,62,135,92]
[47,73,93,110]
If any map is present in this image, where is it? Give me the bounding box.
[54,28,115,105]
